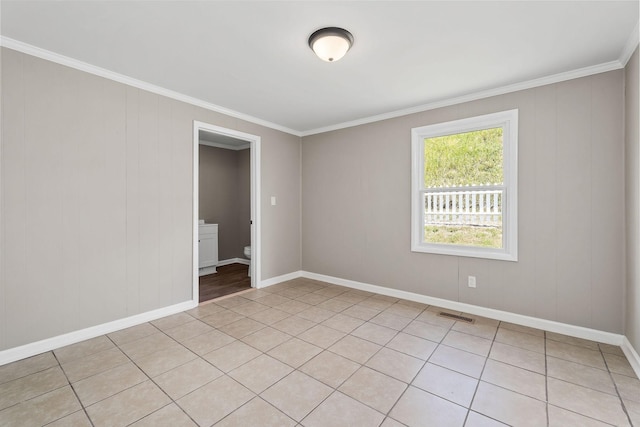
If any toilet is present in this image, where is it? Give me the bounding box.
[243,246,251,277]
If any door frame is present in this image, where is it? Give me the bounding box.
[192,121,261,303]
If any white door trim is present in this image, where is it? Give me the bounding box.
[192,121,261,303]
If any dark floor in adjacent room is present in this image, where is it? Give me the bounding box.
[199,263,251,303]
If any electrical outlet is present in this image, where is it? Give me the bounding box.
[468,276,477,288]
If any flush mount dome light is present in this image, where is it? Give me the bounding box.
[308,27,354,62]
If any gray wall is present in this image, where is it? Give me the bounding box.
[198,145,250,260]
[0,47,301,351]
[625,47,640,350]
[0,42,633,355]
[302,70,625,334]
[240,121,302,280]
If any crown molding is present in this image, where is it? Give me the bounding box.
[620,21,640,66]
[300,60,624,136]
[0,37,303,137]
[1,36,632,139]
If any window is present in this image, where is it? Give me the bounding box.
[411,109,518,261]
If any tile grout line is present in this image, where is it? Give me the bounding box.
[545,337,636,425]
[50,350,96,427]
[453,321,633,425]
[213,395,298,427]
[462,318,501,426]
[544,330,550,426]
[103,327,202,426]
[330,321,403,419]
[0,356,57,388]
[394,310,456,423]
[255,294,425,425]
[0,363,68,415]
[4,279,638,426]
[220,284,369,425]
[161,320,278,426]
[171,290,616,424]
[363,302,435,426]
[260,314,388,422]
[386,311,506,424]
[600,343,635,426]
[204,283,364,424]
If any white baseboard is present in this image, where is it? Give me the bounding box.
[199,259,250,276]
[198,266,217,276]
[217,258,250,267]
[4,267,637,377]
[622,337,640,379]
[301,271,625,346]
[0,299,197,366]
[259,270,303,289]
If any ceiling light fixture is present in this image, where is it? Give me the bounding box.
[308,27,354,62]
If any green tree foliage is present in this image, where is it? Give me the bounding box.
[424,127,503,187]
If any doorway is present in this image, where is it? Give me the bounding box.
[192,121,260,303]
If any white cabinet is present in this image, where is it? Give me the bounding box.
[199,224,218,275]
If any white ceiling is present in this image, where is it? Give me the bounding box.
[1,1,638,135]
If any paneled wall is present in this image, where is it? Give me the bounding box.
[625,47,640,350]
[302,70,625,333]
[0,42,633,354]
[0,47,301,351]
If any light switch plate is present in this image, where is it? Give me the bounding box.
[468,276,476,288]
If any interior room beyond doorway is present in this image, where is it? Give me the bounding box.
[198,130,252,302]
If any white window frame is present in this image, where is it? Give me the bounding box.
[411,109,518,261]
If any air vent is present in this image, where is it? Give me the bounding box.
[438,312,475,323]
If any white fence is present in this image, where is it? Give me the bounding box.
[424,189,502,227]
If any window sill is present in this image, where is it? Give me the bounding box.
[411,243,518,262]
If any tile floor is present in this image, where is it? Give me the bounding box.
[1,278,639,426]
